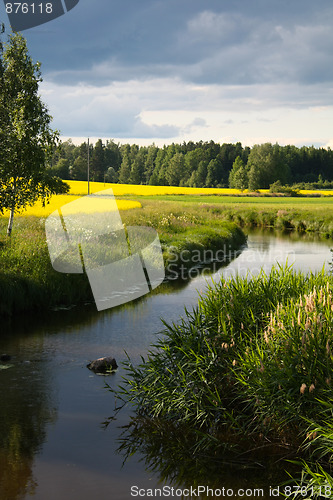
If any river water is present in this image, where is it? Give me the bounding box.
[0,230,332,500]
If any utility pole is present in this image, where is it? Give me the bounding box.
[87,137,90,195]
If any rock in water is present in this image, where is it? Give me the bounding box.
[87,357,118,374]
[0,354,11,362]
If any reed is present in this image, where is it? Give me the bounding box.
[114,265,333,485]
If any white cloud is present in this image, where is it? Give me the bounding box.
[35,1,333,148]
[325,139,333,149]
[186,11,245,43]
[41,76,333,148]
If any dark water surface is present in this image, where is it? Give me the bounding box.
[0,231,332,500]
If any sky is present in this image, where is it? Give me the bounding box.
[1,0,333,148]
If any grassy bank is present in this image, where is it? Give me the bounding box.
[115,265,333,494]
[119,200,246,278]
[123,195,333,238]
[0,217,94,317]
[0,202,246,317]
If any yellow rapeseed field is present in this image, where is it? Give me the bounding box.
[2,181,333,219]
[65,181,333,197]
[300,189,333,196]
[67,180,243,196]
[3,194,142,217]
[3,181,244,218]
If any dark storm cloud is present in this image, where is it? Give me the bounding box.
[2,0,332,143]
[10,0,331,89]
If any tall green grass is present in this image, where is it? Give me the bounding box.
[114,265,333,486]
[0,217,93,316]
[123,197,333,238]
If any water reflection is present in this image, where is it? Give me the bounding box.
[0,352,57,499]
[1,244,243,339]
[218,229,332,279]
[115,417,298,500]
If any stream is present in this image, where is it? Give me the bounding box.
[0,230,332,500]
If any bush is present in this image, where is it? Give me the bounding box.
[270,180,299,197]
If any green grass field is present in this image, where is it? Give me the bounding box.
[119,195,333,238]
[133,194,332,204]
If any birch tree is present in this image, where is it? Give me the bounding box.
[0,32,68,236]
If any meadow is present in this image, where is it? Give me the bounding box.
[134,196,333,236]
[10,180,332,240]
[0,182,248,316]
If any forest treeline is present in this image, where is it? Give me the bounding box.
[49,139,333,190]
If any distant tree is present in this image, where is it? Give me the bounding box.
[184,149,207,183]
[206,140,221,161]
[60,139,77,164]
[247,163,261,192]
[188,160,208,187]
[91,139,105,181]
[0,32,68,236]
[166,152,185,186]
[205,159,218,187]
[104,166,118,183]
[119,143,131,158]
[247,143,289,190]
[104,139,122,173]
[282,144,301,183]
[79,141,91,162]
[148,170,159,185]
[144,145,158,184]
[229,156,248,191]
[205,158,223,187]
[162,144,180,184]
[217,143,241,185]
[130,147,146,184]
[129,162,142,184]
[129,144,139,164]
[50,158,71,179]
[118,154,131,184]
[146,148,164,185]
[70,156,87,180]
[196,160,208,187]
[157,146,169,185]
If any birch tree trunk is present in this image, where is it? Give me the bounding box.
[7,207,15,236]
